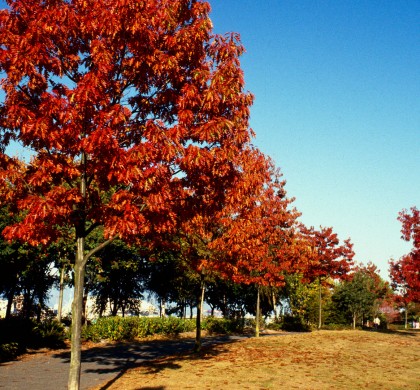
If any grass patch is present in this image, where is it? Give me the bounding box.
[95,329,420,389]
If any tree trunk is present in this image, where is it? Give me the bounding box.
[67,151,115,390]
[57,265,65,322]
[36,302,42,322]
[200,281,205,321]
[22,290,33,320]
[318,278,322,329]
[272,291,277,320]
[68,236,86,390]
[255,286,260,338]
[352,313,356,329]
[160,298,166,318]
[194,281,205,352]
[405,306,408,329]
[111,301,118,316]
[5,287,15,319]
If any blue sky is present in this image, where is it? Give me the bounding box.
[1,0,419,281]
[210,0,420,278]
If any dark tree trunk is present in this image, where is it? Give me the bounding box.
[5,287,15,319]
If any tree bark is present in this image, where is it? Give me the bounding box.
[272,291,277,320]
[194,281,205,352]
[318,277,322,329]
[5,287,15,319]
[57,265,65,322]
[68,236,85,390]
[405,306,408,329]
[160,298,166,318]
[255,286,260,338]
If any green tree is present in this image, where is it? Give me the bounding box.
[90,241,146,317]
[331,264,389,329]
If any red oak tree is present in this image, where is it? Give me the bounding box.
[0,1,253,387]
[389,207,420,326]
[300,226,354,328]
[210,149,301,336]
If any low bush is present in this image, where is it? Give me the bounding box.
[0,317,67,362]
[0,342,20,361]
[321,323,353,331]
[280,315,311,332]
[266,320,282,331]
[0,317,35,348]
[202,317,245,335]
[33,320,67,348]
[81,316,197,342]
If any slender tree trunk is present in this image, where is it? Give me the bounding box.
[352,313,356,330]
[22,290,33,320]
[68,150,86,390]
[67,154,115,390]
[160,298,166,318]
[5,287,15,319]
[200,281,205,321]
[111,302,118,316]
[68,237,86,390]
[222,294,227,318]
[255,286,260,338]
[57,265,65,322]
[405,306,408,329]
[318,277,322,329]
[36,302,42,322]
[194,280,205,352]
[272,291,277,320]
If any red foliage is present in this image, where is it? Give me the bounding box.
[0,0,254,247]
[299,225,354,283]
[390,207,420,303]
[209,148,301,287]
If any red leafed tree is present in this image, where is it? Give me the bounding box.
[210,149,301,336]
[389,207,420,326]
[0,1,253,388]
[300,226,354,329]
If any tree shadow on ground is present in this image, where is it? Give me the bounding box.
[96,340,238,390]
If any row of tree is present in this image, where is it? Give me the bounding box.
[0,216,396,331]
[0,1,418,389]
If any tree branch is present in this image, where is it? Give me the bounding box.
[82,235,117,266]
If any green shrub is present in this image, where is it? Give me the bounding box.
[0,317,67,362]
[33,320,67,348]
[320,323,353,331]
[81,316,197,342]
[202,317,245,334]
[280,315,311,332]
[266,320,282,331]
[0,342,20,362]
[0,317,35,347]
[84,316,138,341]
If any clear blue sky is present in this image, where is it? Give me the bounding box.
[210,0,420,279]
[1,1,419,281]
